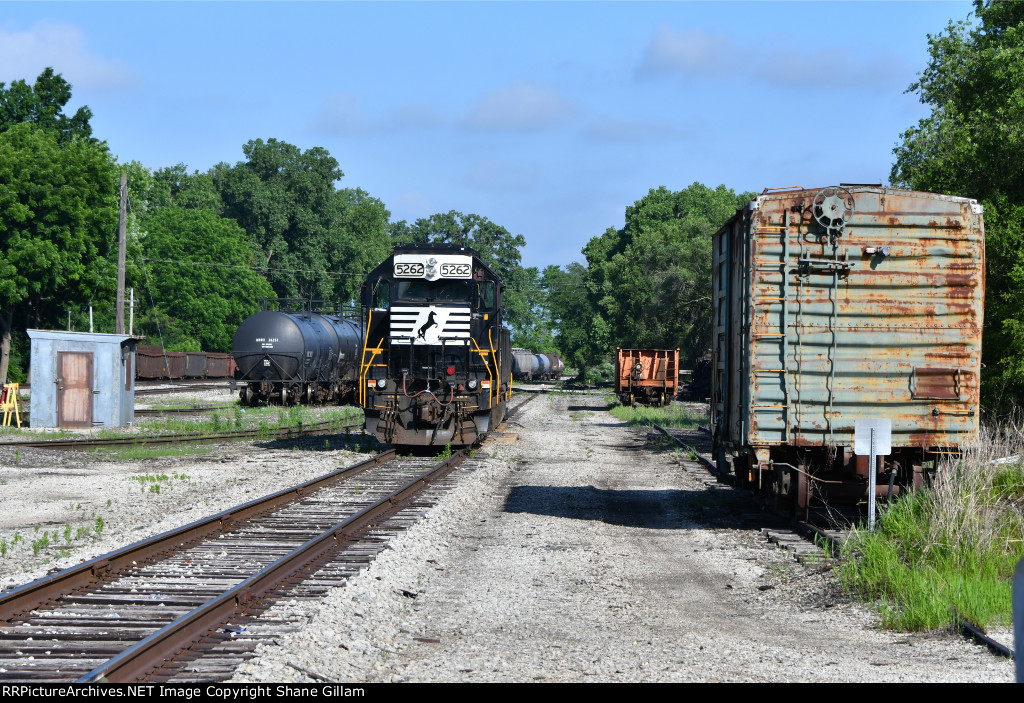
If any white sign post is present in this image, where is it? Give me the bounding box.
[854,418,892,530]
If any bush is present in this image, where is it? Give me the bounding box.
[840,424,1024,630]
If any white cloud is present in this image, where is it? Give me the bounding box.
[637,25,909,92]
[462,80,579,132]
[311,94,444,135]
[0,20,139,91]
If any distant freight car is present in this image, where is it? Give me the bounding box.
[510,348,565,381]
[710,186,984,518]
[615,348,679,406]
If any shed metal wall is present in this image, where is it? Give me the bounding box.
[711,187,983,459]
[27,330,136,428]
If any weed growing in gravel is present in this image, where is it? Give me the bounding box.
[839,424,1024,631]
[438,443,453,460]
[64,523,72,543]
[0,540,6,557]
[31,533,49,556]
[769,558,794,584]
[95,516,105,537]
[609,403,708,430]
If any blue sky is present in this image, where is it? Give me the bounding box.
[1,1,974,270]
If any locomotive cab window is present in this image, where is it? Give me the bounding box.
[478,280,496,311]
[372,280,390,309]
[396,279,470,302]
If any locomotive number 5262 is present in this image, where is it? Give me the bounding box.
[440,263,471,277]
[394,262,425,277]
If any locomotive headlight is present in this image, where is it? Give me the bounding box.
[467,379,479,390]
[375,379,388,390]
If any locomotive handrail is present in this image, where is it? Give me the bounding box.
[488,328,500,407]
[471,337,495,409]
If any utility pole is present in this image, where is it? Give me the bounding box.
[116,172,127,335]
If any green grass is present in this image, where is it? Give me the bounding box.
[0,427,76,439]
[608,401,708,430]
[96,405,364,439]
[149,401,237,411]
[839,434,1024,631]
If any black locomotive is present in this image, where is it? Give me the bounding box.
[359,244,512,446]
[232,300,361,405]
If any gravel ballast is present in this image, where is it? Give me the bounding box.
[229,393,1014,683]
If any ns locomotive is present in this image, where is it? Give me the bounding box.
[711,185,984,519]
[359,244,512,446]
[232,300,361,405]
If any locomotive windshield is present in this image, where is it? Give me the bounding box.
[396,279,470,302]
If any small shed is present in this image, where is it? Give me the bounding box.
[27,330,138,428]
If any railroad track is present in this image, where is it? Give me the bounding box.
[0,419,363,451]
[649,421,843,562]
[19,405,245,426]
[0,393,536,682]
[134,382,234,397]
[0,449,469,682]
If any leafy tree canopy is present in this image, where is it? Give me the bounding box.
[0,67,96,145]
[581,183,752,366]
[217,138,390,304]
[0,122,117,381]
[891,0,1024,409]
[135,207,275,352]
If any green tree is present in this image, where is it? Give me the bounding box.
[216,139,391,305]
[328,188,392,306]
[0,123,117,382]
[135,207,275,351]
[219,139,337,302]
[0,67,96,145]
[891,0,1024,410]
[546,262,609,374]
[583,183,752,366]
[150,163,224,212]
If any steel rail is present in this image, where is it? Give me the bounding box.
[650,422,718,473]
[0,449,396,622]
[0,418,363,450]
[79,449,468,683]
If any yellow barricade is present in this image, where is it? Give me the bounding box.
[2,382,22,428]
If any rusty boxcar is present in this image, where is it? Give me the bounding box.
[615,348,679,406]
[711,186,984,518]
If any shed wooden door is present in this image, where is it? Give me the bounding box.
[57,351,93,428]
